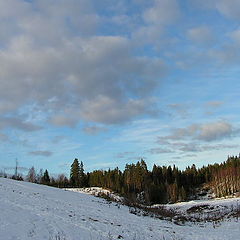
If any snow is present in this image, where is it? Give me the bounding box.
[0,178,240,240]
[65,187,124,202]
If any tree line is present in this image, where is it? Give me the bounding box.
[2,155,240,204]
[68,156,240,203]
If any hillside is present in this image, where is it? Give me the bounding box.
[0,178,239,240]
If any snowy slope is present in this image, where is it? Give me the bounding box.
[0,178,239,240]
[65,187,124,202]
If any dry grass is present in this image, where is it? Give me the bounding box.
[125,199,240,225]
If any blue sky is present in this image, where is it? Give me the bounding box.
[0,0,240,176]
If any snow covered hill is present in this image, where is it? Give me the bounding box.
[65,187,124,202]
[0,178,239,240]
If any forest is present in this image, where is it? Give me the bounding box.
[3,155,240,204]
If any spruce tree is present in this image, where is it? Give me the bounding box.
[79,161,86,187]
[70,158,80,187]
[42,169,50,185]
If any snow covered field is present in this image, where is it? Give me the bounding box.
[0,178,239,240]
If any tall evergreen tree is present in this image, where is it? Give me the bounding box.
[70,158,80,187]
[42,169,50,185]
[79,161,87,187]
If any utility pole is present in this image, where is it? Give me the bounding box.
[15,158,18,177]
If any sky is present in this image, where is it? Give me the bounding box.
[1,0,240,176]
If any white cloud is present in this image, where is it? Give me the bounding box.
[132,0,180,46]
[132,25,165,46]
[192,0,240,20]
[187,26,215,46]
[229,28,240,44]
[143,0,180,25]
[208,44,240,65]
[80,96,157,124]
[162,121,235,142]
[198,121,233,141]
[50,113,78,128]
[155,136,239,154]
[0,15,166,126]
[0,1,164,129]
[0,117,42,132]
[205,27,240,66]
[216,0,240,20]
[82,126,107,135]
[0,0,30,19]
[190,0,216,9]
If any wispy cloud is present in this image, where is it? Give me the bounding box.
[83,126,107,135]
[168,103,189,119]
[0,117,42,132]
[146,147,174,154]
[187,26,216,46]
[206,101,224,108]
[29,151,53,157]
[161,121,235,142]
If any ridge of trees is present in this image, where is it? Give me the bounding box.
[85,156,240,203]
[2,155,240,204]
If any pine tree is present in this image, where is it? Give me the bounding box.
[70,158,80,187]
[42,169,50,185]
[79,161,86,187]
